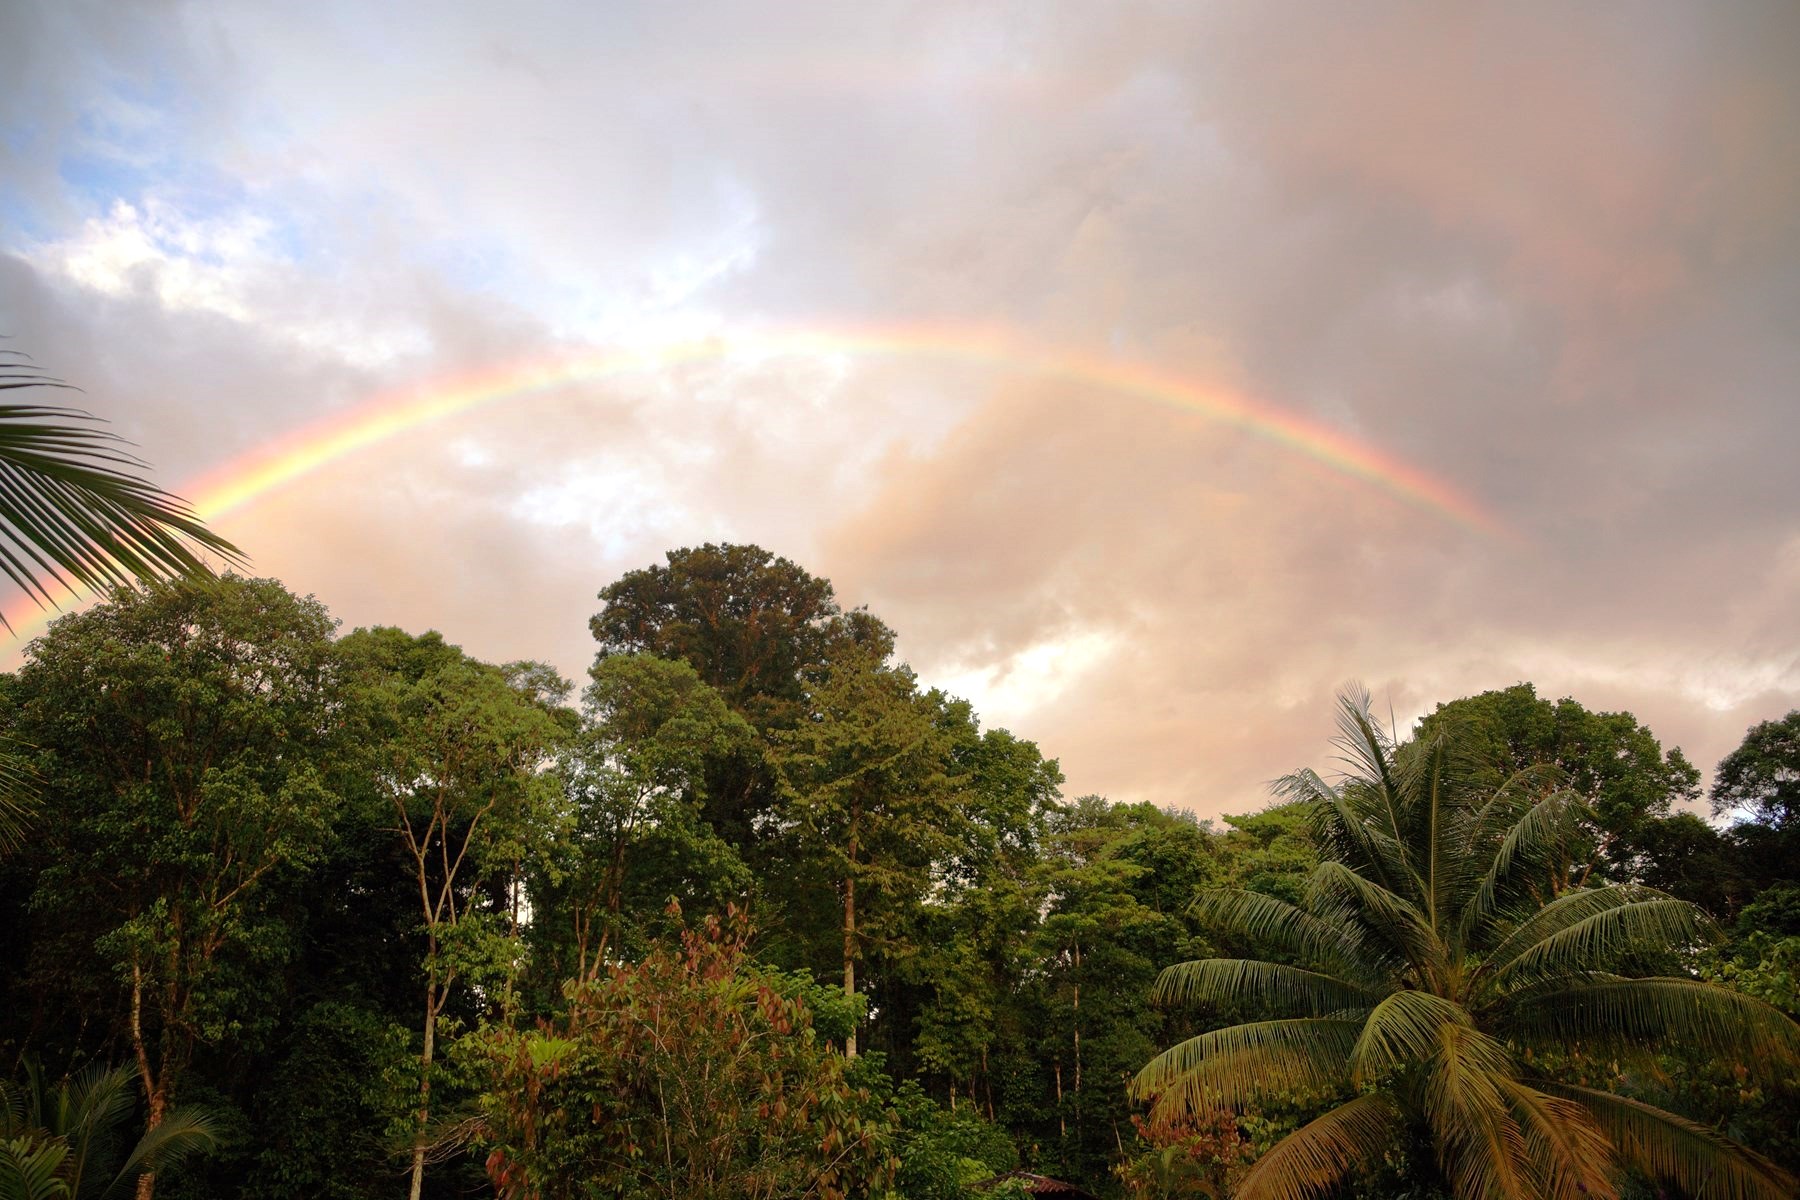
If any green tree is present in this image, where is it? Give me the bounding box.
[1713,711,1800,891]
[337,629,564,1200]
[589,544,894,852]
[1417,684,1700,889]
[1135,687,1800,1200]
[529,654,755,985]
[480,912,894,1200]
[7,578,341,1200]
[771,652,957,1057]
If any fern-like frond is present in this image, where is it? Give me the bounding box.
[1350,990,1471,1085]
[1495,1078,1620,1200]
[1187,889,1372,980]
[1131,1018,1359,1116]
[1489,897,1709,985]
[1233,1092,1403,1200]
[1540,1082,1797,1200]
[1150,959,1378,1016]
[1503,975,1800,1074]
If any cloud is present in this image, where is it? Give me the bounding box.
[2,2,1797,812]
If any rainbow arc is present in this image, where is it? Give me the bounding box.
[0,324,1517,651]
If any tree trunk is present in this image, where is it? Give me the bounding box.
[407,983,438,1200]
[129,961,166,1200]
[843,804,859,1058]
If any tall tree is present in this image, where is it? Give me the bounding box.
[1135,687,1800,1200]
[7,578,341,1200]
[530,654,755,987]
[337,628,564,1200]
[589,544,894,851]
[1714,711,1800,891]
[771,652,956,1057]
[1417,684,1700,888]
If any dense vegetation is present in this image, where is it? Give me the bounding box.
[1,545,1796,1199]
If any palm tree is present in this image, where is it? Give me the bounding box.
[1133,687,1800,1200]
[0,1064,218,1199]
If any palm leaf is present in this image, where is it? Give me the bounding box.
[1425,1023,1529,1200]
[1232,1092,1403,1200]
[1350,989,1470,1085]
[103,1108,219,1199]
[1478,885,1680,984]
[1495,1078,1619,1200]
[1187,889,1372,980]
[1503,975,1800,1073]
[1455,786,1587,952]
[1150,958,1377,1016]
[1540,1081,1797,1200]
[1489,897,1709,984]
[0,398,244,620]
[1306,862,1442,982]
[1131,1018,1359,1116]
[0,1137,70,1200]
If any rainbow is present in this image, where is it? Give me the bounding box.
[0,323,1516,652]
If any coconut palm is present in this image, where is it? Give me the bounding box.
[1133,687,1800,1200]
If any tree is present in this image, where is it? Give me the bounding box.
[771,651,958,1057]
[337,628,564,1200]
[589,544,895,851]
[480,911,894,1200]
[7,578,341,1200]
[1134,686,1800,1200]
[1714,712,1800,891]
[528,654,755,986]
[1417,684,1700,888]
[0,358,244,856]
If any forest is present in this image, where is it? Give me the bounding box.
[1,542,1796,1200]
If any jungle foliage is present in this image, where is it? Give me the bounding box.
[0,547,1795,1200]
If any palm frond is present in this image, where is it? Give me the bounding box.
[0,1137,71,1200]
[1425,1023,1529,1200]
[1456,787,1587,952]
[1132,1018,1359,1116]
[1350,989,1470,1085]
[1306,862,1441,982]
[1232,1092,1403,1200]
[104,1108,219,1199]
[1540,1081,1797,1200]
[1187,889,1372,980]
[1479,885,1681,982]
[0,400,244,620]
[1495,1078,1620,1200]
[0,748,38,859]
[1489,897,1710,985]
[1150,958,1378,1016]
[1503,975,1800,1073]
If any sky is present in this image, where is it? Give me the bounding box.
[2,2,1797,816]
